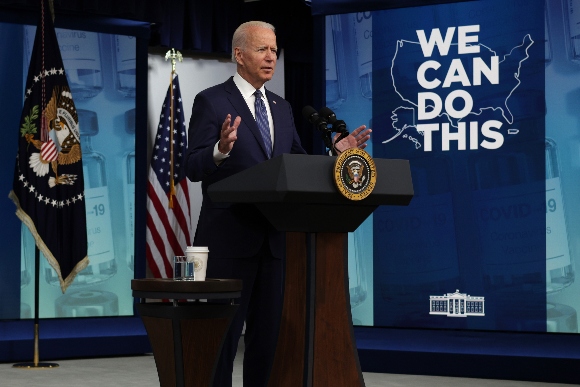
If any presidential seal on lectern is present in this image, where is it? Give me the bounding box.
[333,147,376,201]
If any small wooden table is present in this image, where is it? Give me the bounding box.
[132,278,242,387]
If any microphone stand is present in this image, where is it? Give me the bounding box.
[320,126,335,155]
[309,117,335,155]
[318,107,350,154]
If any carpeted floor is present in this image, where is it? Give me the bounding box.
[0,340,572,387]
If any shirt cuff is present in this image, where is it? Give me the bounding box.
[213,141,230,165]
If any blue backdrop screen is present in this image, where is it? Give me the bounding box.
[0,18,139,320]
[333,0,579,333]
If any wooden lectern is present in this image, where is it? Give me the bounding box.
[208,154,413,387]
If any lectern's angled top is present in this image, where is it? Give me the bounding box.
[207,153,413,207]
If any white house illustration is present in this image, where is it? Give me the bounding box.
[429,289,485,317]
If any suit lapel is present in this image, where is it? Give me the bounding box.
[265,89,284,157]
[224,77,270,158]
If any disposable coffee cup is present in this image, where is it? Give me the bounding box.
[185,246,209,281]
[174,256,194,281]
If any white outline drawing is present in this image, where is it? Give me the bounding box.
[384,33,534,147]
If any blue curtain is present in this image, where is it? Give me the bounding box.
[310,0,473,15]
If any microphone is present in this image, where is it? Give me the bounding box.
[303,105,334,152]
[302,106,329,133]
[319,106,348,134]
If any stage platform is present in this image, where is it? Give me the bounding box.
[355,327,580,385]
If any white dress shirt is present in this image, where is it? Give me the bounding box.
[213,73,275,163]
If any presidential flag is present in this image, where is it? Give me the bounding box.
[146,74,192,278]
[9,0,88,293]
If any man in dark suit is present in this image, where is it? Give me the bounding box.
[185,20,370,387]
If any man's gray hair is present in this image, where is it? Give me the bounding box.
[231,21,276,62]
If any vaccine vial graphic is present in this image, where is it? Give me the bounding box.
[563,0,580,64]
[55,29,104,99]
[78,109,117,283]
[326,15,347,109]
[44,109,117,287]
[547,302,578,333]
[124,109,135,270]
[113,35,136,98]
[470,139,573,295]
[545,138,574,293]
[24,26,104,99]
[55,290,119,317]
[353,12,372,99]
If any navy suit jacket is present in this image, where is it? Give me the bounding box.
[185,77,306,259]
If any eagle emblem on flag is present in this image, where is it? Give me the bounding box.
[24,86,81,187]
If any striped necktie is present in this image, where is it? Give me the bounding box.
[254,89,273,158]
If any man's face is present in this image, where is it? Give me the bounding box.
[235,26,277,89]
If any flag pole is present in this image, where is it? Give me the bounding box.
[164,48,182,208]
[13,247,59,368]
[13,0,59,369]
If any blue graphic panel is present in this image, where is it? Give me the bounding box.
[369,0,547,332]
[330,0,580,335]
[0,21,137,320]
[21,26,137,319]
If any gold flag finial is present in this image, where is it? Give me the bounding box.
[165,48,183,73]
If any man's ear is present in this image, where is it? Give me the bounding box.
[234,47,243,65]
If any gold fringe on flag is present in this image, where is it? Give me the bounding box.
[9,191,89,293]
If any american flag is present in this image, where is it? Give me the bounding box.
[146,74,191,278]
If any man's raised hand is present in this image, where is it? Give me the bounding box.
[334,125,372,154]
[218,114,241,154]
